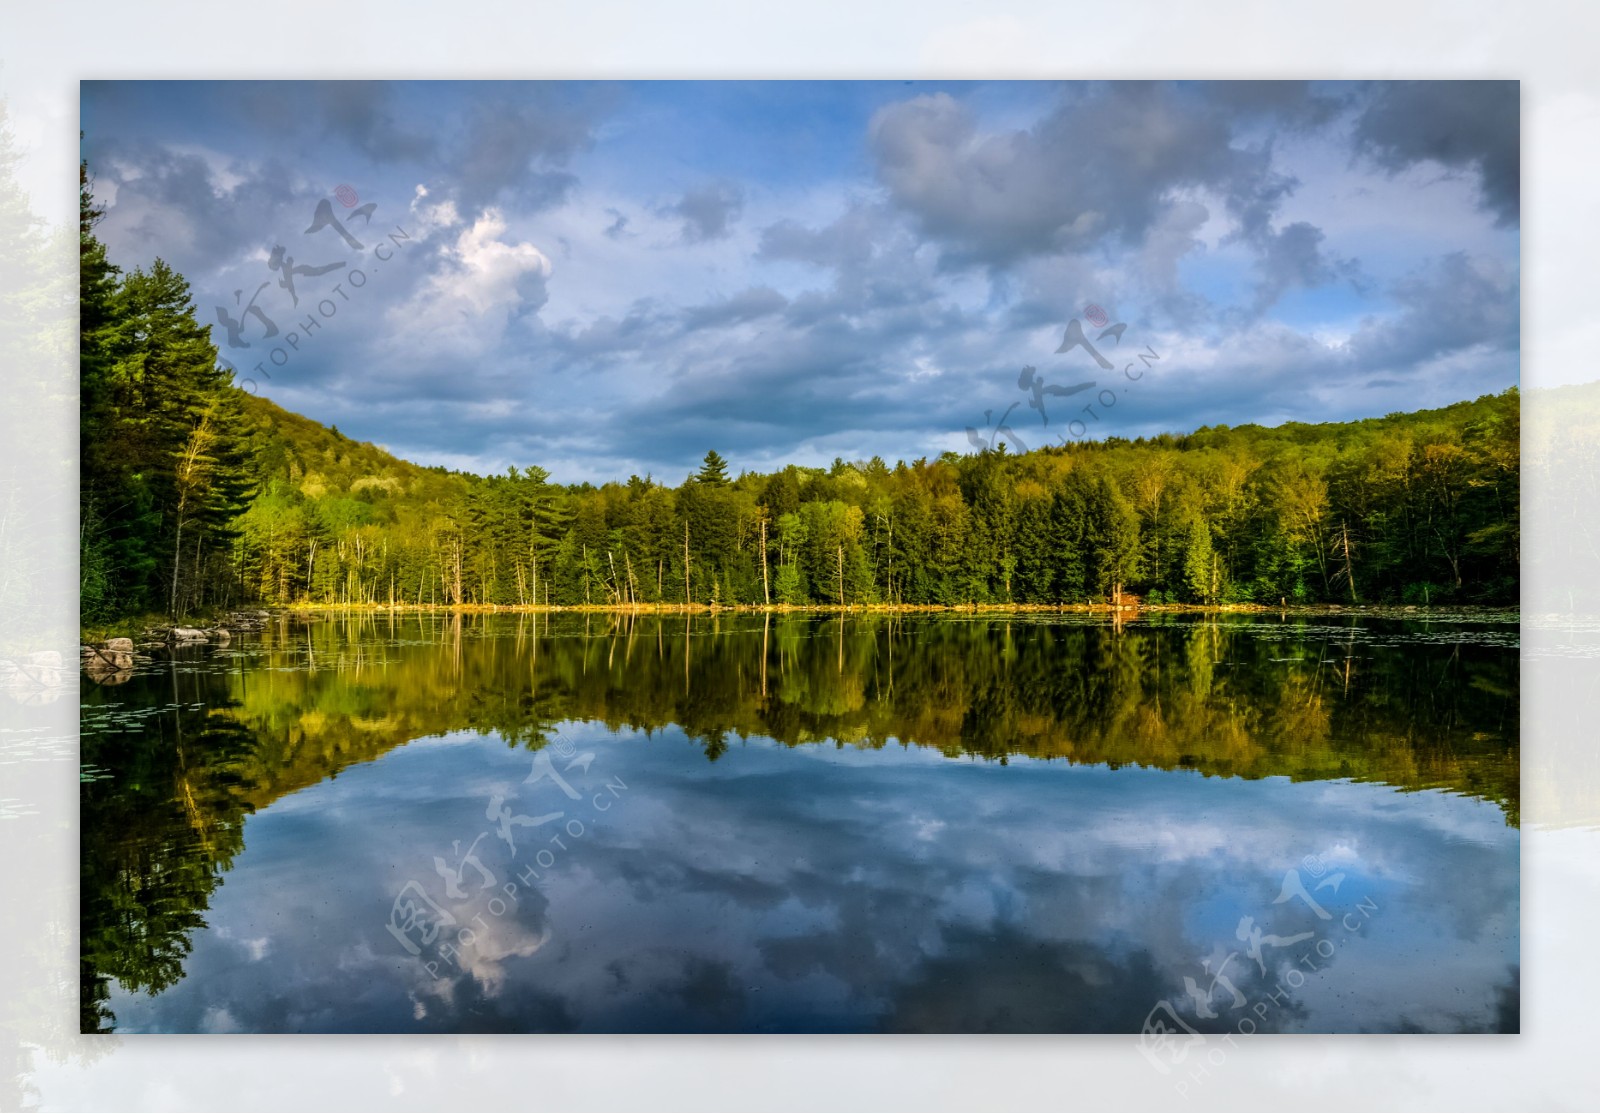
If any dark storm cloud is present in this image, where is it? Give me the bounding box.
[668,182,745,243]
[451,86,609,215]
[305,81,438,163]
[867,84,1297,269]
[1248,220,1366,314]
[1200,80,1350,127]
[1353,81,1520,225]
[865,83,1395,322]
[84,139,309,277]
[1349,250,1519,370]
[233,81,438,164]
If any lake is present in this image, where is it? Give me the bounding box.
[79,610,1520,1035]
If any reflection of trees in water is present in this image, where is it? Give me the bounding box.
[80,656,259,1032]
[78,612,1518,1030]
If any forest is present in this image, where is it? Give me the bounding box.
[79,172,1522,624]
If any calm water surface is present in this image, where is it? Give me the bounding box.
[80,612,1519,1033]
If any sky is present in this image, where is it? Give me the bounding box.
[80,80,1520,485]
[103,721,1518,1034]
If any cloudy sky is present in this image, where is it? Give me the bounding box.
[80,80,1519,485]
[104,721,1518,1034]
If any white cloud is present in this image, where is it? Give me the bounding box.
[388,208,553,353]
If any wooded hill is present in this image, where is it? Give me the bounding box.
[214,388,1519,614]
[80,172,1521,621]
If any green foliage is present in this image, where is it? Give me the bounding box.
[1184,517,1215,604]
[80,155,1520,616]
[80,172,255,620]
[694,449,730,486]
[213,389,1528,611]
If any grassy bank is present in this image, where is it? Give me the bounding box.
[248,600,1522,621]
[83,599,1520,642]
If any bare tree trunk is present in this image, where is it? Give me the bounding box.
[760,516,770,606]
[170,514,184,617]
[1339,521,1358,603]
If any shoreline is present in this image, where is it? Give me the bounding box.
[82,600,1521,644]
[243,600,1523,621]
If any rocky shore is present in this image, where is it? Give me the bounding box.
[79,609,272,685]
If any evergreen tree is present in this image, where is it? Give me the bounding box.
[79,170,255,617]
[695,449,730,486]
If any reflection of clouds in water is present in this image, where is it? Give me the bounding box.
[447,916,552,999]
[104,724,1516,1032]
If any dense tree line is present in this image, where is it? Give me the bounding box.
[80,176,1520,621]
[80,166,254,621]
[205,389,1520,615]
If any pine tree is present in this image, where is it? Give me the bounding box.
[79,159,130,618]
[79,165,256,617]
[695,449,730,486]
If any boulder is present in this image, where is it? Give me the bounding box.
[169,627,209,642]
[83,647,134,685]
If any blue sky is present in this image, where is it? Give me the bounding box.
[80,80,1520,484]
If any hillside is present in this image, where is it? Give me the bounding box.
[222,384,1522,612]
[77,166,1525,622]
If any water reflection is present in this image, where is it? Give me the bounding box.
[80,612,1519,1033]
